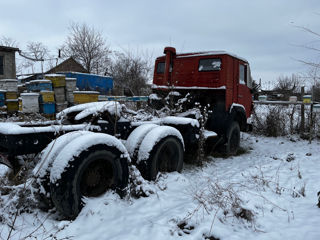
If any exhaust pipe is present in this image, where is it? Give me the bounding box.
[163,47,176,86]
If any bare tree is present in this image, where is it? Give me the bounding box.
[313,82,320,102]
[26,42,49,61]
[295,25,320,68]
[62,22,110,74]
[305,67,320,101]
[0,36,19,48]
[109,50,152,96]
[274,74,300,99]
[19,41,51,74]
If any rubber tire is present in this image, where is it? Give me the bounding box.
[225,121,240,155]
[138,136,184,181]
[125,124,158,162]
[35,132,94,210]
[50,144,128,220]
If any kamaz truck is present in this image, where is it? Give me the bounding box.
[0,47,253,219]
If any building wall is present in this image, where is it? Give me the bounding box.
[0,51,16,79]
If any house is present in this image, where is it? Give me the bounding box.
[0,46,20,80]
[19,57,88,82]
[46,57,88,74]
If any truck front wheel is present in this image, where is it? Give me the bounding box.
[225,121,240,155]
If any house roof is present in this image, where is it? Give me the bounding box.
[46,57,88,74]
[0,45,20,52]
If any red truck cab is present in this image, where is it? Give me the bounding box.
[152,47,253,151]
[152,47,253,119]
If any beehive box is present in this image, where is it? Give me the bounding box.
[314,104,320,113]
[55,102,68,113]
[28,80,53,92]
[45,74,66,87]
[6,99,19,112]
[40,102,55,114]
[21,93,40,113]
[5,91,18,100]
[65,78,77,91]
[303,95,311,104]
[258,95,267,101]
[73,91,99,104]
[18,98,22,111]
[0,80,5,89]
[40,91,55,103]
[66,91,74,103]
[289,96,297,102]
[0,90,5,102]
[0,79,18,92]
[54,87,66,103]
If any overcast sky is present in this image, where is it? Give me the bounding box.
[1,0,320,88]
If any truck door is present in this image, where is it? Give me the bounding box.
[232,58,239,104]
[237,63,253,118]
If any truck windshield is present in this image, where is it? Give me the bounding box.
[198,58,221,71]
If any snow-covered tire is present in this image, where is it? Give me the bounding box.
[137,126,184,180]
[125,124,158,162]
[33,131,95,209]
[49,134,129,220]
[225,121,240,155]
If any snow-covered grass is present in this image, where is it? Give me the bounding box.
[1,133,320,240]
[253,104,320,137]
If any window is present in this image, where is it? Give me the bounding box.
[239,64,246,84]
[198,58,221,71]
[156,62,165,74]
[0,56,3,75]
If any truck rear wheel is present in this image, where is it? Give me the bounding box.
[50,144,128,220]
[125,123,158,162]
[138,133,184,181]
[225,121,240,155]
[33,131,95,210]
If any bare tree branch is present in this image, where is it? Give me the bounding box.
[26,42,49,61]
[62,22,111,74]
[294,25,320,38]
[296,59,320,68]
[109,49,152,95]
[0,36,19,48]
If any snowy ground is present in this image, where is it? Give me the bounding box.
[0,133,320,240]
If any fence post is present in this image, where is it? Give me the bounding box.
[309,102,314,143]
[300,86,305,134]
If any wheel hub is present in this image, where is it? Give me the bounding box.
[84,167,101,187]
[80,159,114,197]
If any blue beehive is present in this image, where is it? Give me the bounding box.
[40,102,55,114]
[27,80,53,92]
[0,91,5,107]
[59,72,113,95]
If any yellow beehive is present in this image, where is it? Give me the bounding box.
[45,74,66,87]
[18,98,22,111]
[6,99,19,112]
[40,91,55,103]
[303,95,311,104]
[73,91,99,104]
[5,91,18,99]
